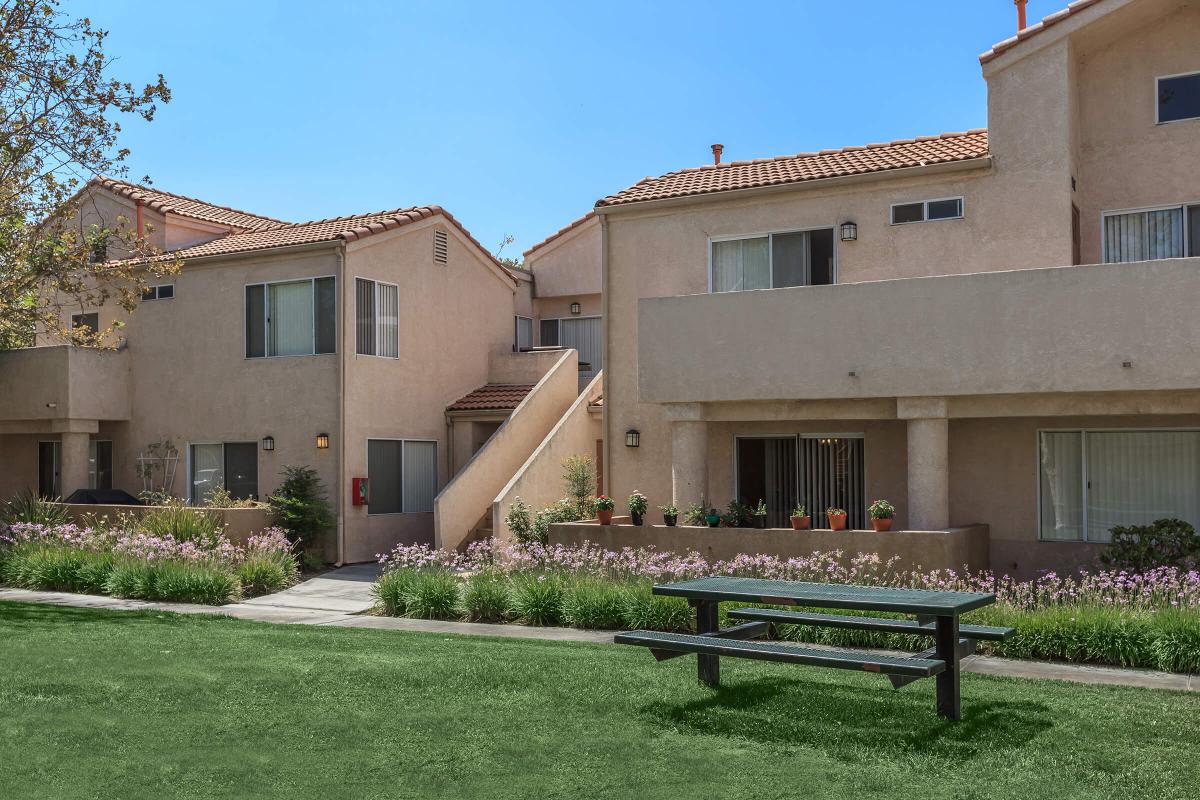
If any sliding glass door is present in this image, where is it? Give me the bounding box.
[735,434,866,528]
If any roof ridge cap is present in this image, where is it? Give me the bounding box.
[94,176,289,227]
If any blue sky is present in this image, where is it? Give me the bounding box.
[70,0,1069,256]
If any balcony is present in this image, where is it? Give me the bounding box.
[0,345,130,424]
[638,257,1200,405]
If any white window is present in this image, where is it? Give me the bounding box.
[1157,71,1200,124]
[514,315,533,351]
[710,228,835,293]
[1038,429,1200,543]
[1102,204,1200,263]
[141,284,174,301]
[356,278,399,358]
[245,277,336,358]
[367,439,438,514]
[890,197,964,225]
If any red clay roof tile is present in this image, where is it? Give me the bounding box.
[94,177,288,231]
[978,0,1108,64]
[596,130,989,208]
[448,384,535,412]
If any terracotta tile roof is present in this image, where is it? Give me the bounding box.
[523,211,597,258]
[94,177,288,232]
[979,0,1107,64]
[447,384,534,412]
[596,130,990,208]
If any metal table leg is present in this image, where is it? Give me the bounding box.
[934,614,961,720]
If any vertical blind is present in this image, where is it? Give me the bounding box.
[560,317,602,377]
[247,278,335,358]
[269,280,314,356]
[799,437,866,529]
[356,279,399,357]
[356,278,376,356]
[1039,430,1200,542]
[712,237,769,292]
[1103,208,1185,262]
[377,283,399,358]
[402,441,438,513]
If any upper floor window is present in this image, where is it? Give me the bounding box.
[245,277,336,358]
[514,315,533,351]
[710,228,834,293]
[1103,204,1199,263]
[1157,71,1200,124]
[141,284,174,301]
[356,278,399,358]
[71,312,98,334]
[890,197,963,225]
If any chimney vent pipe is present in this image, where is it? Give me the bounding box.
[1015,0,1028,31]
[711,143,724,165]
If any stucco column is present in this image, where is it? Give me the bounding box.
[899,397,949,531]
[59,431,90,498]
[666,403,708,508]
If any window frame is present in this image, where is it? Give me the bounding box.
[141,284,175,301]
[365,437,440,516]
[1099,202,1200,262]
[71,312,99,333]
[1155,70,1200,125]
[354,276,400,359]
[1035,426,1200,543]
[707,225,837,293]
[889,196,965,226]
[187,441,259,503]
[514,315,533,352]
[244,275,336,359]
[89,439,113,491]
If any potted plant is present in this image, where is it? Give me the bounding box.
[628,490,648,526]
[790,504,810,530]
[594,495,615,525]
[683,502,706,527]
[753,499,768,529]
[826,507,848,531]
[704,508,721,528]
[659,504,679,527]
[868,499,895,532]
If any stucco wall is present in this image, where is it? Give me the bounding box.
[527,215,601,298]
[0,346,129,422]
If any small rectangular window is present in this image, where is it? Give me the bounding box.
[433,229,449,264]
[927,198,963,220]
[1157,72,1200,124]
[356,278,399,357]
[71,312,99,333]
[540,318,560,347]
[891,198,963,225]
[515,316,533,351]
[890,202,924,224]
[141,284,175,301]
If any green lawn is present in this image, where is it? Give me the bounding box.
[1,602,1198,800]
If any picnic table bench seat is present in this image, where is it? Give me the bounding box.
[614,630,946,678]
[725,608,1015,641]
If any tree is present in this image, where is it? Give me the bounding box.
[0,0,173,349]
[268,465,335,556]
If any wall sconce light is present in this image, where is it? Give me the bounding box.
[625,429,640,448]
[839,221,858,242]
[316,433,330,450]
[570,302,581,315]
[261,436,275,451]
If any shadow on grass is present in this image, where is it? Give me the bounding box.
[643,675,1054,762]
[0,600,212,630]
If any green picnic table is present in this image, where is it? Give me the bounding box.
[614,576,1014,720]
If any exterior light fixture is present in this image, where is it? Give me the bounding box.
[625,429,640,448]
[261,436,275,451]
[316,433,330,450]
[570,302,581,315]
[839,221,858,242]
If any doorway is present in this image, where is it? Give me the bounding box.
[38,440,60,498]
[735,434,866,528]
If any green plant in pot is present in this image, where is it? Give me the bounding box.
[682,502,706,527]
[790,504,810,530]
[659,504,679,527]
[628,490,648,526]
[753,499,768,529]
[826,507,848,531]
[704,508,721,528]
[868,499,895,532]
[593,495,615,525]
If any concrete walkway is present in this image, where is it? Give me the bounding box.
[0,565,1194,692]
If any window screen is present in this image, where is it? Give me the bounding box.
[402,440,438,513]
[1158,72,1200,124]
[245,285,265,357]
[927,198,963,220]
[515,316,533,351]
[540,318,559,347]
[315,277,336,354]
[891,203,924,224]
[367,439,404,514]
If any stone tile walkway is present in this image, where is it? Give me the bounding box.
[1,565,1194,692]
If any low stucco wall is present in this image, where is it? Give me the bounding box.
[492,372,603,541]
[61,503,274,545]
[434,349,579,550]
[0,346,130,422]
[548,522,990,574]
[487,349,567,385]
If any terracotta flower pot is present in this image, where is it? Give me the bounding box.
[871,518,893,532]
[828,513,848,531]
[597,508,613,525]
[790,515,811,530]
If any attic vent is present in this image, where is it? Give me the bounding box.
[433,229,448,264]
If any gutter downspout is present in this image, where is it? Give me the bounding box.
[135,200,144,239]
[598,211,610,496]
[335,245,346,566]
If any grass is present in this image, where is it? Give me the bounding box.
[1,601,1198,799]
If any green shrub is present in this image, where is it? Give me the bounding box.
[619,583,692,632]
[510,573,564,626]
[1,490,72,526]
[403,570,462,620]
[374,569,418,616]
[236,551,299,597]
[104,559,239,605]
[563,578,626,629]
[1101,518,1200,571]
[133,502,223,544]
[462,570,512,623]
[203,486,263,509]
[562,455,596,519]
[504,498,536,545]
[268,465,335,554]
[0,545,113,593]
[534,499,581,543]
[1149,607,1200,673]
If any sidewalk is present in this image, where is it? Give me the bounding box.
[1,566,1194,692]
